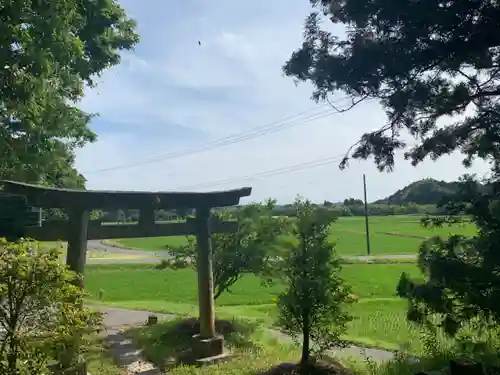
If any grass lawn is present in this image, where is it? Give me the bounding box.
[110,215,477,256]
[85,263,431,353]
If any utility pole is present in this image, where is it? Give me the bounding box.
[363,174,371,256]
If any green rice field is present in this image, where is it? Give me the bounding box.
[86,215,477,353]
[86,262,435,353]
[110,215,476,256]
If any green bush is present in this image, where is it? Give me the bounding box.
[0,238,102,375]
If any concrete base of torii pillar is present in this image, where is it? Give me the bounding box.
[192,334,230,365]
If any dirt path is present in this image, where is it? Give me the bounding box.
[97,306,176,374]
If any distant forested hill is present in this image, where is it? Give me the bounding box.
[374,178,464,205]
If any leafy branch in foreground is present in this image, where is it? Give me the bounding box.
[286,0,500,172]
[398,175,500,336]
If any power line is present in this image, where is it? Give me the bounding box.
[83,98,354,174]
[175,153,346,191]
[84,105,336,174]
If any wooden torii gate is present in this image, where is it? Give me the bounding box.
[0,180,252,363]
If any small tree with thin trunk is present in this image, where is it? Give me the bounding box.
[276,198,353,366]
[158,200,290,299]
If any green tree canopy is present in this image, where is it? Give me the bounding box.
[0,0,139,187]
[285,0,500,171]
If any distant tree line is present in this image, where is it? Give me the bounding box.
[270,203,443,217]
[36,178,465,223]
[40,208,189,223]
[40,177,462,223]
[39,202,444,223]
[95,208,191,223]
[38,200,446,224]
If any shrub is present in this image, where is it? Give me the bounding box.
[0,238,102,375]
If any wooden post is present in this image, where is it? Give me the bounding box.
[195,206,216,338]
[66,207,90,289]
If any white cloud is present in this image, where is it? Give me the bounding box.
[75,0,490,204]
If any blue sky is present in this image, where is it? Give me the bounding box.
[74,0,489,204]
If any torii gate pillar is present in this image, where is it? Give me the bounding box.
[191,206,228,362]
[195,206,216,338]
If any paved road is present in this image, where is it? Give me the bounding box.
[86,239,169,264]
[87,240,417,262]
[88,240,169,257]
